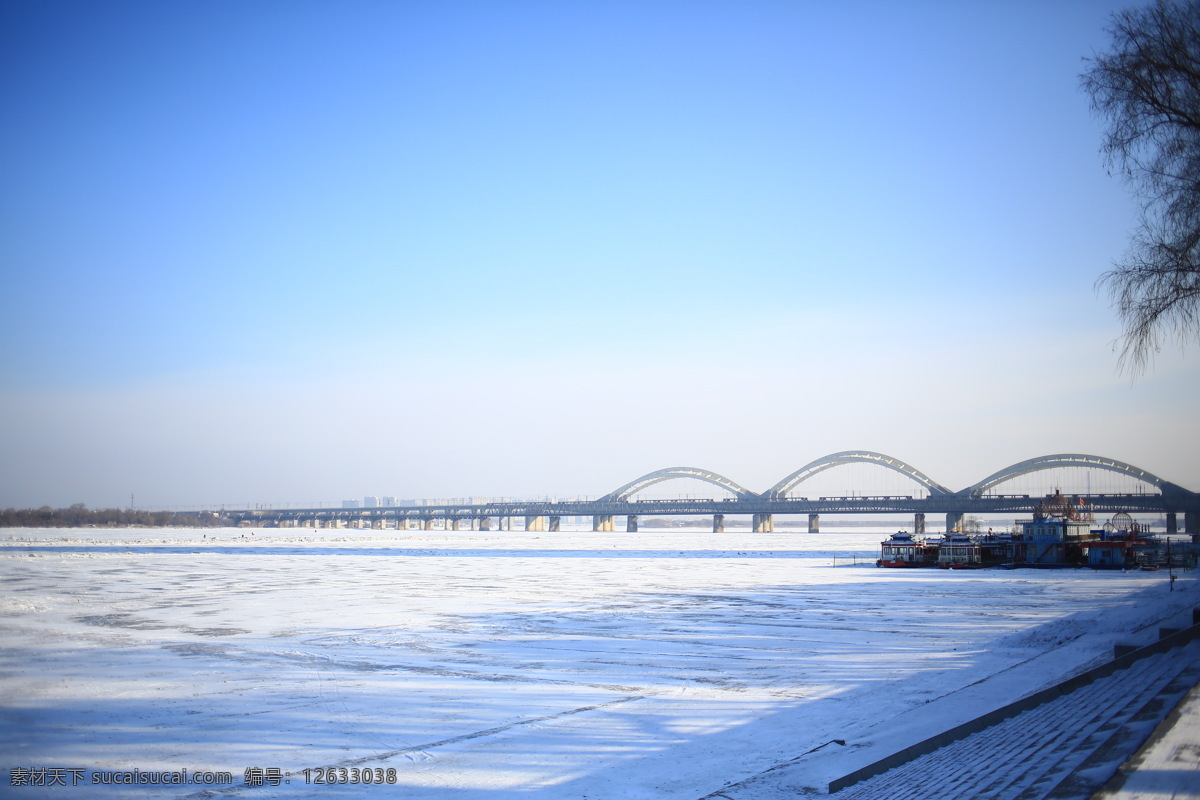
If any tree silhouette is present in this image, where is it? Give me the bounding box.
[1082,0,1200,373]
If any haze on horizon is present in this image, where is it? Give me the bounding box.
[2,0,1197,511]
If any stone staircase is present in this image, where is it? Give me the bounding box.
[826,612,1200,800]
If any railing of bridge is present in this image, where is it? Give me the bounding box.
[223,492,1194,521]
[198,452,1199,518]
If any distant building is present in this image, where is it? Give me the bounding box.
[382,496,397,507]
[363,496,379,508]
[342,500,361,509]
[1024,491,1093,565]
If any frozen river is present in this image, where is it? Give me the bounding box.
[1,527,1196,798]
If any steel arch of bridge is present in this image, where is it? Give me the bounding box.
[597,452,1180,505]
[765,450,952,499]
[963,453,1174,497]
[601,467,760,502]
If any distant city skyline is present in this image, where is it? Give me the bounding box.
[2,1,1197,510]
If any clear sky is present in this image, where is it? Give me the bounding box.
[2,0,1197,509]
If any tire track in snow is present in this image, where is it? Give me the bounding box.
[165,641,648,694]
[177,694,644,798]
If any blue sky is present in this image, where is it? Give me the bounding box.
[2,0,1196,509]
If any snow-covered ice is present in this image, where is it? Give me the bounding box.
[1,527,1196,798]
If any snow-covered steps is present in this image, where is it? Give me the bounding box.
[1094,679,1200,799]
[827,638,1200,800]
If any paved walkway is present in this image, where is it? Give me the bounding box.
[1093,678,1200,800]
[825,640,1200,800]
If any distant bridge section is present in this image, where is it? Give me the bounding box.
[765,450,952,500]
[600,467,759,502]
[217,452,1200,536]
[964,454,1187,498]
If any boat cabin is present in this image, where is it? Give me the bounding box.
[937,532,980,567]
[879,531,938,567]
[1022,491,1094,566]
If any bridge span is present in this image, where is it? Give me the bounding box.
[220,452,1200,536]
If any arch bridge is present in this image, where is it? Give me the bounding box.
[221,452,1200,536]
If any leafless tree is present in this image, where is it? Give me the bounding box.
[1081,0,1200,374]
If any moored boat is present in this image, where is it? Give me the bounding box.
[937,532,981,568]
[878,531,939,567]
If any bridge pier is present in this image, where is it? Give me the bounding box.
[1187,511,1199,536]
[549,516,560,532]
[479,516,490,531]
[946,511,964,533]
[713,513,724,533]
[1167,513,1178,534]
[914,512,925,535]
[626,515,638,533]
[526,515,547,532]
[593,515,614,532]
[753,513,774,533]
[808,513,820,533]
[423,518,434,531]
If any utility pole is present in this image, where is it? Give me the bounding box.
[1167,537,1175,591]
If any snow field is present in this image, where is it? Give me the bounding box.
[1,528,1196,799]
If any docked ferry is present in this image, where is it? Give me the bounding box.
[878,531,939,568]
[937,532,984,568]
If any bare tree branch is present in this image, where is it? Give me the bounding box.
[1082,0,1200,374]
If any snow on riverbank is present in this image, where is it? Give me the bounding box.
[1,528,1196,798]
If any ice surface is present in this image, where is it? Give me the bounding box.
[1,527,1195,798]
